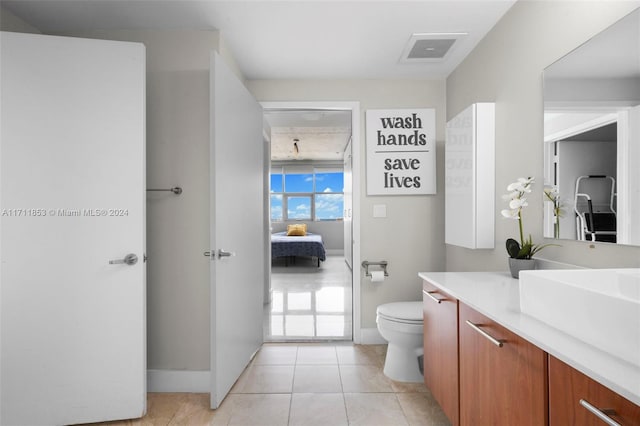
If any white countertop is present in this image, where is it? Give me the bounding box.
[418,271,640,407]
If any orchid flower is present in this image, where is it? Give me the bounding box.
[502,177,556,259]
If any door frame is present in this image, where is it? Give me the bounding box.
[261,101,361,343]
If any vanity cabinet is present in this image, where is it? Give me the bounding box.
[420,273,639,425]
[549,355,640,425]
[458,303,548,426]
[422,281,459,426]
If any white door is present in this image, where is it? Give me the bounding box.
[0,32,146,425]
[210,52,264,408]
[343,138,353,269]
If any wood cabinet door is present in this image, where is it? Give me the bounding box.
[549,355,640,425]
[459,303,548,426]
[423,281,459,426]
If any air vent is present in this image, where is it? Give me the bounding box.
[400,33,467,63]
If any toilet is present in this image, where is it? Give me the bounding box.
[376,301,424,383]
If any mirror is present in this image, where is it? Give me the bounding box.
[543,8,640,246]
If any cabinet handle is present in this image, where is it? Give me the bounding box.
[422,289,444,304]
[579,399,621,426]
[465,320,504,347]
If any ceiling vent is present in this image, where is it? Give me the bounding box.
[400,33,467,63]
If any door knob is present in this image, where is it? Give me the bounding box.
[217,249,235,259]
[109,253,138,265]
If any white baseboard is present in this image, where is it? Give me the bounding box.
[147,369,210,393]
[360,327,387,344]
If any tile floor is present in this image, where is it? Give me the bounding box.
[93,343,450,426]
[265,255,353,341]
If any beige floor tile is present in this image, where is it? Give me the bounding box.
[288,393,348,426]
[212,394,291,426]
[254,344,298,365]
[339,364,394,393]
[396,393,451,426]
[335,344,383,366]
[167,393,214,426]
[233,365,295,394]
[390,380,429,393]
[344,393,409,426]
[78,344,448,426]
[229,364,254,394]
[293,365,342,393]
[369,344,389,358]
[295,345,338,364]
[81,393,211,426]
[144,393,190,425]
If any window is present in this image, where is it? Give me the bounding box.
[270,165,344,222]
[314,171,344,221]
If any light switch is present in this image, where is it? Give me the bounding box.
[373,204,387,218]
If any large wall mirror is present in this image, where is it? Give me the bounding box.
[543,8,640,246]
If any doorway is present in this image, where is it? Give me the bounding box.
[261,102,361,342]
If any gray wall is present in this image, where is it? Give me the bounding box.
[248,80,447,329]
[446,0,640,270]
[0,7,40,33]
[6,0,638,375]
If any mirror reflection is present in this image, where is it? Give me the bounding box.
[543,8,640,246]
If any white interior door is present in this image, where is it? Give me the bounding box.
[0,32,146,425]
[210,52,264,408]
[343,138,353,269]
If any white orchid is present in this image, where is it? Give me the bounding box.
[502,176,555,259]
[544,185,565,238]
[501,177,533,224]
[500,208,519,220]
[507,177,534,193]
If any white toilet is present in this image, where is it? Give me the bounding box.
[376,301,424,383]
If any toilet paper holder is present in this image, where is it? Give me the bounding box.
[361,260,388,277]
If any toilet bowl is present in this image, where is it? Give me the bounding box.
[376,301,424,383]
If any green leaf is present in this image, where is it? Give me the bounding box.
[505,238,521,258]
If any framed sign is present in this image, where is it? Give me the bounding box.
[366,108,436,195]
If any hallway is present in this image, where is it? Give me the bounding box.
[265,255,353,341]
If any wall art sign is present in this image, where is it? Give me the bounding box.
[366,108,436,195]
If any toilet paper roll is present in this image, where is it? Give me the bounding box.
[370,270,385,283]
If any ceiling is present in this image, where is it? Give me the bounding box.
[265,109,352,161]
[544,7,639,79]
[2,0,517,161]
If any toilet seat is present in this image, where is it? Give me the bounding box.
[376,302,423,325]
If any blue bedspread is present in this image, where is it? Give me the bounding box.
[271,232,326,261]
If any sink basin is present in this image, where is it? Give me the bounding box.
[519,268,640,367]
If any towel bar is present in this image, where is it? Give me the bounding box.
[146,187,182,195]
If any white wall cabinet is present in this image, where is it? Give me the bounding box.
[445,103,495,249]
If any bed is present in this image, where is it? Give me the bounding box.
[271,231,326,266]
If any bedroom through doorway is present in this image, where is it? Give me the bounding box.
[263,106,355,342]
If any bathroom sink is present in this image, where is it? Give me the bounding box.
[519,268,640,368]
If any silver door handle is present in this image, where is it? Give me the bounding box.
[465,320,504,347]
[423,289,444,304]
[217,249,235,259]
[579,399,621,426]
[109,253,138,265]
